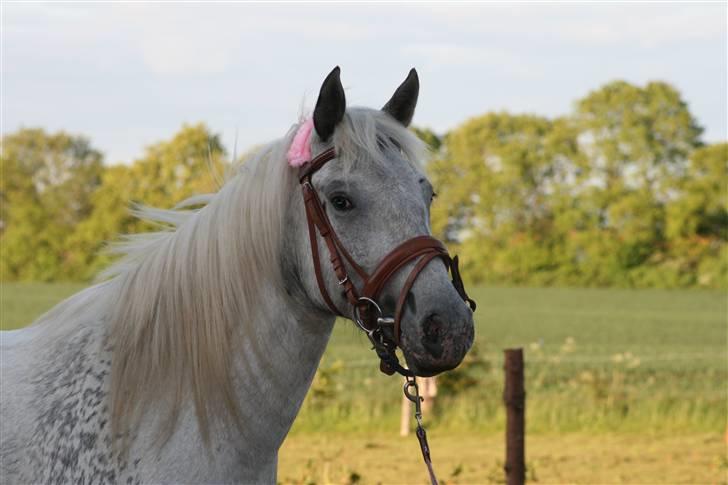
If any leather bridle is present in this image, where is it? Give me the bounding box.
[298,146,476,377]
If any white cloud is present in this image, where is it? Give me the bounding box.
[2,2,725,165]
[112,5,240,75]
[108,4,376,75]
[401,42,540,78]
[417,3,725,48]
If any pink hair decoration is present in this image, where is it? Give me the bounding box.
[287,118,315,167]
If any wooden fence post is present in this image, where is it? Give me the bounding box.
[504,348,525,485]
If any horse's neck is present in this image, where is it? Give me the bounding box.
[229,283,335,456]
[126,283,334,481]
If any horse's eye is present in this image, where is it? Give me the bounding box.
[330,195,354,212]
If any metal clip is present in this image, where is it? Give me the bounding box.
[403,375,419,402]
[377,316,395,327]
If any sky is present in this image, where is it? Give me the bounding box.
[2,2,726,165]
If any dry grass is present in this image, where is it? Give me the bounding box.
[279,432,727,484]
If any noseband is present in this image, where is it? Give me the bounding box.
[298,147,476,377]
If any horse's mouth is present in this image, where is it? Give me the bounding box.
[401,320,474,377]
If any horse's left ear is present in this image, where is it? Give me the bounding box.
[382,68,419,127]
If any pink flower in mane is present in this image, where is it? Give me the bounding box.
[287,118,314,167]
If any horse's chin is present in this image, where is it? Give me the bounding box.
[406,365,448,378]
[401,343,470,377]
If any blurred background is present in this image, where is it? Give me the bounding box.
[1,3,726,484]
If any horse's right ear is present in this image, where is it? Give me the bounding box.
[313,66,346,142]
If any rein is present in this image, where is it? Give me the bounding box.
[298,147,476,485]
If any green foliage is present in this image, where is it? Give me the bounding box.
[662,143,728,288]
[1,124,226,281]
[65,123,226,278]
[308,359,345,407]
[1,129,103,280]
[411,126,442,153]
[428,81,725,288]
[436,343,490,396]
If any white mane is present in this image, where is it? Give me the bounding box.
[104,127,298,443]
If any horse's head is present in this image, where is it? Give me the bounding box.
[289,67,474,377]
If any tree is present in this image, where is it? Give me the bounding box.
[411,126,442,153]
[663,143,728,287]
[65,123,227,279]
[573,81,704,285]
[428,113,582,284]
[427,80,721,288]
[1,129,103,280]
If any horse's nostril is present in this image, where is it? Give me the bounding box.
[422,313,444,359]
[423,315,441,342]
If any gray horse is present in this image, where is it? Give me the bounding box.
[0,68,474,484]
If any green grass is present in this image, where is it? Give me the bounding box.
[0,282,87,330]
[291,286,726,435]
[324,286,726,364]
[3,284,724,434]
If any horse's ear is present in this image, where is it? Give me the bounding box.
[313,66,346,142]
[382,68,419,127]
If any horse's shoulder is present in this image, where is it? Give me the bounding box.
[0,324,46,350]
[1,314,124,483]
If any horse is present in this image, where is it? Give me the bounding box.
[0,67,475,484]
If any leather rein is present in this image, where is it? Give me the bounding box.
[298,146,476,485]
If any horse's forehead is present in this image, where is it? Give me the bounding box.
[336,149,424,187]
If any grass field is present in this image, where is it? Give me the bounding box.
[1,283,726,483]
[1,282,86,330]
[279,433,726,484]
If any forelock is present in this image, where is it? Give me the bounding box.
[331,107,427,173]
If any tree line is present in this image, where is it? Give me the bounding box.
[1,80,726,288]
